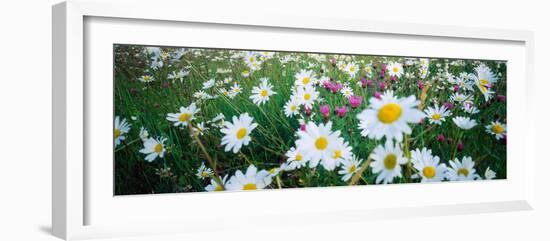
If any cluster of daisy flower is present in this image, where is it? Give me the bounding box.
[113,45,507,195]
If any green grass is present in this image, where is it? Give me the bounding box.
[113,45,507,195]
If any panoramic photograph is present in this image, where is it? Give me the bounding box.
[113,45,507,195]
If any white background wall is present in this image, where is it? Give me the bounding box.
[0,0,548,240]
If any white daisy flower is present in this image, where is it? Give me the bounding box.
[344,62,359,78]
[284,98,301,117]
[424,105,451,125]
[419,67,429,79]
[243,52,258,66]
[114,116,131,147]
[191,122,208,136]
[139,126,149,141]
[205,175,228,192]
[139,136,167,162]
[196,162,213,179]
[356,91,424,142]
[166,103,200,127]
[446,156,479,181]
[419,58,430,67]
[453,116,477,130]
[225,165,272,191]
[462,101,480,114]
[167,69,189,82]
[340,86,354,98]
[484,167,497,180]
[220,113,258,153]
[470,64,497,102]
[364,64,374,77]
[209,113,225,128]
[228,83,242,99]
[450,93,472,103]
[338,156,363,182]
[193,90,213,100]
[485,121,506,140]
[295,85,319,109]
[202,79,215,90]
[411,148,447,182]
[241,69,250,77]
[370,140,408,184]
[294,69,316,87]
[386,62,404,78]
[138,74,154,83]
[295,121,343,169]
[249,78,276,106]
[284,147,308,171]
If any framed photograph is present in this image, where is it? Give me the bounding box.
[52,0,535,240]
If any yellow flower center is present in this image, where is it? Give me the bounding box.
[432,113,441,120]
[480,79,489,86]
[154,143,163,153]
[236,128,247,140]
[114,128,121,138]
[290,105,297,111]
[201,171,209,177]
[384,154,397,170]
[457,168,469,177]
[243,183,257,190]
[333,150,342,159]
[302,77,311,85]
[492,124,504,134]
[422,166,436,179]
[349,165,357,173]
[260,89,268,97]
[214,185,224,191]
[295,154,303,161]
[243,70,249,74]
[304,93,311,101]
[393,67,399,73]
[350,66,355,72]
[378,103,402,124]
[249,57,255,62]
[143,76,151,81]
[314,137,328,150]
[179,113,192,122]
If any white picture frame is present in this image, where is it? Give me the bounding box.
[52,0,535,240]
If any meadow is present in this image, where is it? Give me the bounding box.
[113,45,506,195]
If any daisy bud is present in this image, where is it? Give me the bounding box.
[367,79,374,87]
[320,104,330,119]
[300,123,307,131]
[335,106,348,118]
[418,80,424,89]
[323,80,331,90]
[330,58,336,66]
[497,95,506,102]
[457,142,464,152]
[374,92,382,99]
[443,102,454,109]
[304,107,312,116]
[360,78,367,88]
[391,76,397,82]
[330,83,342,93]
[436,134,445,142]
[379,82,386,91]
[348,95,362,109]
[453,85,460,92]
